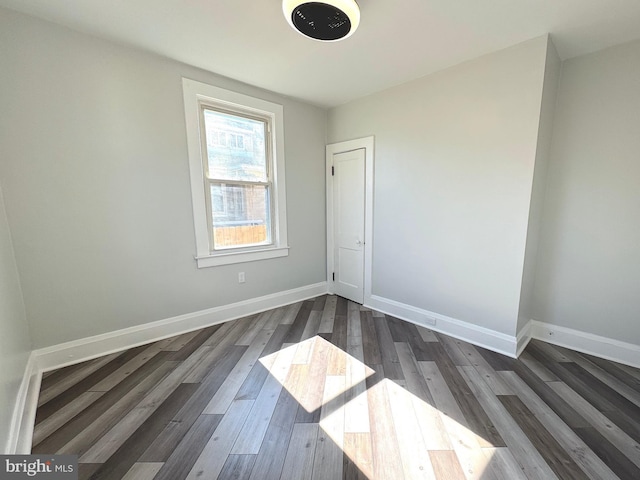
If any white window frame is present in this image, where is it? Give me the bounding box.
[182,78,289,268]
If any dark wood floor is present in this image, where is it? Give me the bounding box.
[32,295,640,480]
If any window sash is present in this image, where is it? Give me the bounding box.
[199,105,276,252]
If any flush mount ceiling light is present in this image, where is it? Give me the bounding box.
[283,0,360,42]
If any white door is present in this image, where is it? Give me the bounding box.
[332,148,365,303]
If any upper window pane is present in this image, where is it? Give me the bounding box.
[203,109,267,182]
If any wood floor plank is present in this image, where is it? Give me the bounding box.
[77,463,102,480]
[403,323,434,361]
[343,433,373,480]
[204,328,274,414]
[548,380,640,469]
[249,388,299,480]
[437,334,472,366]
[280,301,303,325]
[332,313,348,351]
[318,295,337,334]
[35,346,149,424]
[35,355,177,456]
[280,423,319,480]
[161,330,201,351]
[582,353,640,389]
[86,382,199,480]
[395,343,450,449]
[474,346,517,373]
[529,340,572,362]
[360,310,382,365]
[344,341,370,434]
[138,345,246,462]
[419,361,494,480]
[366,377,405,480]
[312,294,327,311]
[235,313,270,346]
[186,399,255,480]
[327,315,348,376]
[430,343,505,448]
[281,299,314,344]
[518,351,559,381]
[509,358,590,429]
[301,337,332,420]
[558,347,640,408]
[482,448,529,480]
[235,310,275,346]
[32,391,104,447]
[153,414,223,480]
[167,325,220,361]
[230,339,297,455]
[615,361,640,383]
[386,379,437,479]
[312,375,346,480]
[447,338,513,395]
[429,450,466,480]
[121,462,164,480]
[552,360,638,419]
[79,345,212,463]
[219,454,256,480]
[395,341,435,404]
[293,336,314,365]
[301,310,322,342]
[178,322,247,384]
[336,296,348,316]
[529,348,640,443]
[38,353,121,406]
[573,426,640,480]
[416,325,439,343]
[373,316,404,380]
[231,376,282,455]
[386,315,410,342]
[263,306,287,330]
[235,323,292,400]
[498,395,588,479]
[458,366,558,480]
[89,341,171,392]
[202,315,253,347]
[499,370,619,480]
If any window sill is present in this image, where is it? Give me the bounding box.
[195,246,289,268]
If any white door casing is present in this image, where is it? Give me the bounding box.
[326,137,374,304]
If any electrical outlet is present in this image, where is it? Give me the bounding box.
[238,272,245,283]
[423,315,436,326]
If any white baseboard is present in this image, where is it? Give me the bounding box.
[529,320,640,369]
[365,294,519,358]
[34,282,328,372]
[7,352,41,454]
[516,320,533,357]
[10,282,328,453]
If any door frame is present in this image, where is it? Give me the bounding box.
[326,136,374,303]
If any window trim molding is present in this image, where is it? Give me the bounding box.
[182,78,288,268]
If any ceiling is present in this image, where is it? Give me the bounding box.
[2,0,640,107]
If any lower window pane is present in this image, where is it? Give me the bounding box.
[210,184,271,249]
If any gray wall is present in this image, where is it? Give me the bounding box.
[0,185,31,453]
[0,8,327,348]
[533,39,640,345]
[517,39,561,332]
[328,37,548,337]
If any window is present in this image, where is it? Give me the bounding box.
[182,79,288,267]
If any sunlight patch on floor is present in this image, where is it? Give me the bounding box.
[260,335,496,479]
